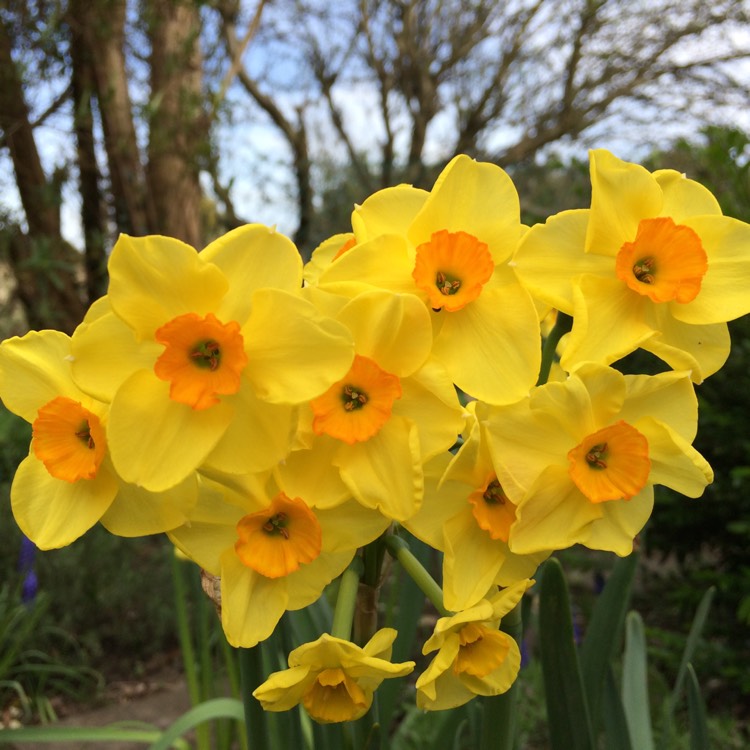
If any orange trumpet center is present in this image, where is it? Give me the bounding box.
[412,230,494,311]
[615,217,708,304]
[310,355,402,444]
[468,476,516,542]
[32,396,107,482]
[453,623,510,678]
[154,312,248,410]
[567,420,650,503]
[302,668,368,724]
[234,493,322,578]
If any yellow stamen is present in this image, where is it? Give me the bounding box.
[412,229,494,311]
[154,312,248,410]
[302,668,368,723]
[32,396,106,482]
[568,420,650,503]
[468,476,516,542]
[615,217,708,303]
[234,493,322,578]
[453,623,510,678]
[310,355,402,444]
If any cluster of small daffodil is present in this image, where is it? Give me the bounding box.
[1,150,747,724]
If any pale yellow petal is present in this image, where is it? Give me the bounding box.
[201,224,303,321]
[285,550,354,609]
[243,288,354,404]
[433,280,540,404]
[352,185,428,242]
[11,455,118,549]
[586,149,663,256]
[582,486,653,556]
[654,169,722,220]
[304,233,355,286]
[409,155,521,264]
[316,500,390,553]
[338,290,432,377]
[71,311,162,402]
[107,370,233,491]
[108,234,229,339]
[513,209,611,312]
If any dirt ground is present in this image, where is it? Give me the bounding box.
[2,671,194,750]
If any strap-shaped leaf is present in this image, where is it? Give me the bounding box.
[686,663,710,750]
[539,558,595,750]
[621,611,654,750]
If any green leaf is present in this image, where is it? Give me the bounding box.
[686,664,710,750]
[579,552,639,729]
[621,612,654,750]
[668,587,715,716]
[538,558,595,750]
[0,721,180,746]
[601,667,633,750]
[149,698,245,750]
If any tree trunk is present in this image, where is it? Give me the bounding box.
[147,0,205,249]
[0,17,85,333]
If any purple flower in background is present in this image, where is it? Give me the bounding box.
[18,535,38,604]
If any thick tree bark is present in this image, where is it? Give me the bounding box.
[147,0,205,249]
[83,0,153,236]
[0,17,85,333]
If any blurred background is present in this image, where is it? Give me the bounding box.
[0,0,748,745]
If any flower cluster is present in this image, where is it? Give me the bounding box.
[2,150,746,720]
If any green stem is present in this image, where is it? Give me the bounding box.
[537,311,573,386]
[331,556,365,640]
[481,602,523,750]
[384,535,450,617]
[238,646,270,750]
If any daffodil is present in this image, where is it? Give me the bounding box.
[312,156,541,404]
[0,330,197,549]
[480,364,713,556]
[404,404,547,611]
[276,287,465,521]
[416,580,530,711]
[168,470,389,648]
[253,629,414,723]
[71,225,355,491]
[513,149,750,380]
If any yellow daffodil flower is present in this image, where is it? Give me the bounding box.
[481,364,713,556]
[514,149,750,380]
[70,226,355,491]
[253,629,414,723]
[416,580,530,710]
[276,288,465,522]
[168,471,389,648]
[404,405,547,611]
[0,330,197,548]
[311,156,541,404]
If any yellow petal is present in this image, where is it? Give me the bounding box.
[201,224,303,321]
[586,149,662,256]
[352,184,428,242]
[433,278,540,404]
[408,155,520,264]
[11,455,118,549]
[243,288,354,404]
[108,234,229,340]
[107,370,233,491]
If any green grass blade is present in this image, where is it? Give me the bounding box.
[621,611,654,750]
[579,552,639,729]
[149,698,245,750]
[538,558,595,750]
[2,722,169,745]
[686,663,710,750]
[668,586,715,716]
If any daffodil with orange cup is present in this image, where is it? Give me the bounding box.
[480,363,713,556]
[70,225,355,492]
[276,288,465,522]
[253,629,414,723]
[168,471,390,648]
[513,149,750,381]
[0,330,197,549]
[311,155,541,404]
